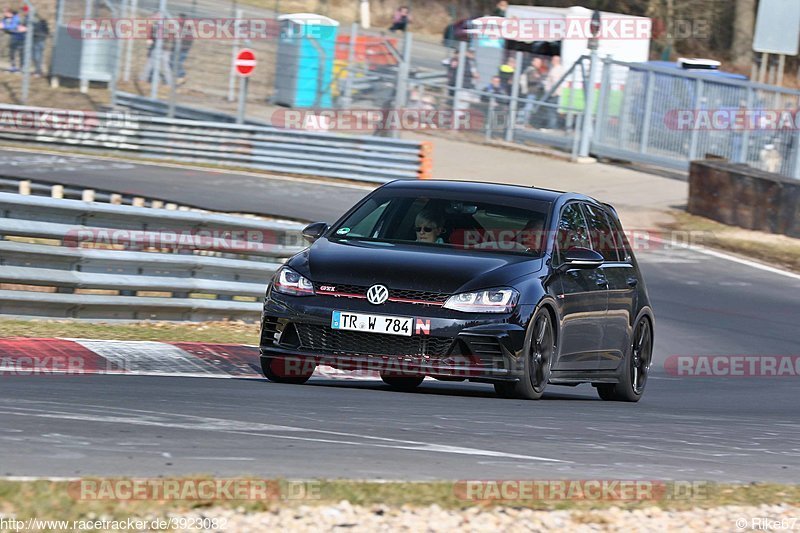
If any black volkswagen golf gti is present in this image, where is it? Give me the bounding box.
[260,180,654,401]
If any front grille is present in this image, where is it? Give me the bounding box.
[314,283,449,305]
[294,323,453,357]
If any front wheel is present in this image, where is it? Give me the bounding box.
[597,318,652,402]
[261,354,316,384]
[496,308,555,400]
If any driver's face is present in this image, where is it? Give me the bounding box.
[415,218,442,243]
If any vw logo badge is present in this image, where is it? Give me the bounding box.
[366,284,389,305]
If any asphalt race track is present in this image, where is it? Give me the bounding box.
[1,155,799,482]
[0,149,369,223]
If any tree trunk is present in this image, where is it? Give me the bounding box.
[731,0,756,69]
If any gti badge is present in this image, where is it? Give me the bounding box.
[366,284,389,305]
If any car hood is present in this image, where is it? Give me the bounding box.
[287,238,543,294]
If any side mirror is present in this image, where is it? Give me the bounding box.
[302,222,329,243]
[559,247,604,271]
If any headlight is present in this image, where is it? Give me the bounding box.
[272,266,315,296]
[443,288,519,313]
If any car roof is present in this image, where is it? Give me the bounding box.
[381,179,597,205]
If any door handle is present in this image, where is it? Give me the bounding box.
[596,278,609,287]
[627,277,639,287]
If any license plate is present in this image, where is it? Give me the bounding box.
[331,311,414,337]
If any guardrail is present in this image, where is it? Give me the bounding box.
[0,192,305,321]
[112,93,271,126]
[0,103,431,183]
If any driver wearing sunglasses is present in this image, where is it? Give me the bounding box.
[414,209,446,244]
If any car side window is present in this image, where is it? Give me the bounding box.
[606,211,633,263]
[583,203,620,262]
[555,203,592,262]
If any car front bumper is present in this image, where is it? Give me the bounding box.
[260,290,535,381]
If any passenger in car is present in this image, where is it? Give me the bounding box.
[414,209,446,244]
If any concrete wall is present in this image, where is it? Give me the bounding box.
[688,160,800,238]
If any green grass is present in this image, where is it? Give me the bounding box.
[0,319,260,345]
[0,479,798,520]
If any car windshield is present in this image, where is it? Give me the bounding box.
[330,192,552,256]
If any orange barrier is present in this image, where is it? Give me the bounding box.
[335,35,399,65]
[418,141,433,179]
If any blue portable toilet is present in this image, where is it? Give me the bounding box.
[274,14,340,108]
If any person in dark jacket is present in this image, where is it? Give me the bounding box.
[389,6,411,32]
[32,16,48,76]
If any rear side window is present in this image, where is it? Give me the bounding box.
[606,210,633,263]
[583,203,620,262]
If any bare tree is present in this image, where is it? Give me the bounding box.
[731,0,756,68]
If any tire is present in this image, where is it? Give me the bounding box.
[260,354,315,384]
[496,308,555,400]
[596,318,653,402]
[380,374,424,391]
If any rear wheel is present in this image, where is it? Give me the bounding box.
[380,374,424,391]
[597,318,652,402]
[260,354,315,384]
[495,309,555,400]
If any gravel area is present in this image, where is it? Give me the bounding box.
[171,503,800,532]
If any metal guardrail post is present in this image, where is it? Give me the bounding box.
[736,87,754,164]
[109,0,125,109]
[21,1,35,103]
[578,48,599,158]
[505,50,523,143]
[452,41,466,130]
[571,113,583,161]
[593,56,612,147]
[392,31,413,139]
[123,0,137,82]
[486,96,496,141]
[227,8,244,102]
[639,71,655,154]
[792,125,800,179]
[340,23,358,109]
[150,0,167,100]
[687,78,704,161]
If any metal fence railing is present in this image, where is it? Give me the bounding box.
[0,191,305,321]
[590,57,800,179]
[0,104,430,183]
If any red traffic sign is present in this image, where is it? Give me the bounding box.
[235,48,257,77]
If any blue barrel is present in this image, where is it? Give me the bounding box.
[274,14,340,108]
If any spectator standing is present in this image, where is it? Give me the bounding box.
[520,56,546,126]
[491,1,508,17]
[31,13,48,77]
[497,55,515,94]
[544,55,565,129]
[389,6,411,32]
[173,13,193,82]
[2,8,24,72]
[446,48,478,91]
